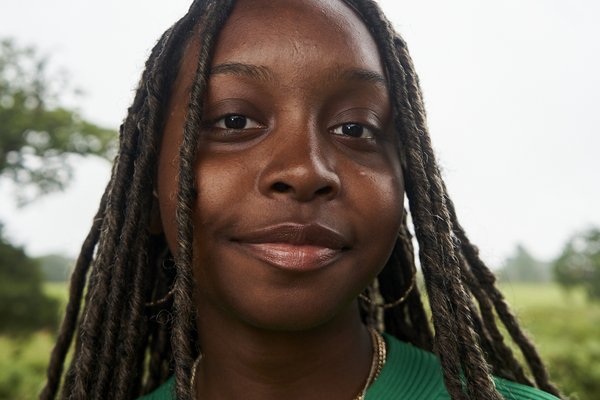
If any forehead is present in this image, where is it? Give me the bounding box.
[211,0,384,76]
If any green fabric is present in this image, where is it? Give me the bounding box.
[139,334,559,400]
[140,376,174,400]
[365,334,559,400]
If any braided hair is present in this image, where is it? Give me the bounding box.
[41,1,561,399]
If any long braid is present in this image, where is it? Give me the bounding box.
[64,126,141,398]
[460,286,516,381]
[89,5,205,396]
[396,41,500,400]
[112,226,152,399]
[67,31,170,399]
[91,125,152,397]
[388,26,498,391]
[144,308,173,393]
[384,213,434,350]
[444,190,561,396]
[62,32,173,392]
[382,25,471,400]
[141,245,175,393]
[456,248,533,384]
[108,116,165,398]
[378,212,433,349]
[135,14,199,391]
[109,21,195,391]
[91,21,181,399]
[171,2,236,398]
[42,6,200,398]
[40,190,108,400]
[454,253,530,385]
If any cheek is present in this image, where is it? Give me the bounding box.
[193,153,255,226]
[350,163,404,222]
[347,165,405,265]
[159,143,256,258]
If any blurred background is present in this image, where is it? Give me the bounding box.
[0,0,599,399]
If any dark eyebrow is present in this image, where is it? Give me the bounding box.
[210,62,273,81]
[333,68,387,87]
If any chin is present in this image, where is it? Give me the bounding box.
[246,308,338,332]
[225,289,358,333]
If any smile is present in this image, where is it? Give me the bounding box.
[232,223,349,272]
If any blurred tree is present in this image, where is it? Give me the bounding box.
[497,244,550,283]
[0,38,116,335]
[553,227,600,300]
[0,38,115,205]
[37,254,73,282]
[0,224,59,334]
[0,37,111,400]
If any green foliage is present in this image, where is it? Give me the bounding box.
[0,283,68,399]
[500,283,600,400]
[0,332,56,400]
[0,225,59,335]
[0,38,116,205]
[43,282,71,306]
[553,227,600,300]
[37,254,73,282]
[497,244,551,283]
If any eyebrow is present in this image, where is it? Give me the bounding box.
[210,62,273,81]
[332,68,387,87]
[210,62,386,87]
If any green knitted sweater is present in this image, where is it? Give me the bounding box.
[139,334,558,399]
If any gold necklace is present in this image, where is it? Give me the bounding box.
[354,326,386,400]
[190,326,387,399]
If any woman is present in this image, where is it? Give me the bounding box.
[42,0,562,399]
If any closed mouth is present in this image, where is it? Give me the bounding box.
[231,223,350,271]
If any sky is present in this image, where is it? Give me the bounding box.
[0,0,599,267]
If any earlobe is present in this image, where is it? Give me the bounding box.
[149,190,163,235]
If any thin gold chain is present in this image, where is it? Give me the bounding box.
[354,326,386,400]
[190,326,387,399]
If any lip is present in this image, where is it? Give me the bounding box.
[232,223,350,272]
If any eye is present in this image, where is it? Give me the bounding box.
[214,114,262,130]
[331,123,376,139]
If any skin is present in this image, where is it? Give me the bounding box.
[157,0,404,398]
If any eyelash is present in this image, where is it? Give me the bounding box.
[212,114,263,130]
[330,123,377,140]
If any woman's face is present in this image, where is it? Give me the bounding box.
[158,0,404,331]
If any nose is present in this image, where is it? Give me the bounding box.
[257,125,341,202]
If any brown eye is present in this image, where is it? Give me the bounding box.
[331,123,375,139]
[214,114,262,130]
[225,115,247,129]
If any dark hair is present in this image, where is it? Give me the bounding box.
[42,1,562,399]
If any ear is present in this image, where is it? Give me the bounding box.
[149,190,163,235]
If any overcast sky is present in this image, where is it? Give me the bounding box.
[0,0,599,267]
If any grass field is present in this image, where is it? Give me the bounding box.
[1,282,598,399]
[499,283,600,399]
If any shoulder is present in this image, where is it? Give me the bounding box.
[136,376,175,400]
[366,334,560,400]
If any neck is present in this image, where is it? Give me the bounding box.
[194,300,373,400]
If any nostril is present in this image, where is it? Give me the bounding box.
[315,186,332,196]
[272,181,291,193]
